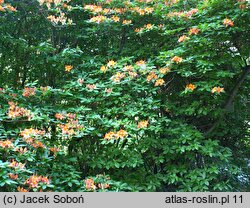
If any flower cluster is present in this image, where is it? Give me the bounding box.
[25,175,50,188]
[186,83,196,91]
[111,72,126,83]
[211,86,224,94]
[22,87,36,97]
[0,0,17,12]
[104,129,128,141]
[0,139,13,149]
[86,84,97,90]
[137,120,149,129]
[84,175,110,191]
[20,128,45,139]
[65,65,73,72]
[178,35,190,43]
[8,159,25,169]
[8,173,18,180]
[147,71,158,82]
[8,102,33,120]
[90,15,107,24]
[167,8,198,19]
[223,18,234,27]
[39,0,73,25]
[171,56,183,63]
[56,113,83,136]
[159,67,170,74]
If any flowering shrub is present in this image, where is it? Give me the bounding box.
[0,0,249,191]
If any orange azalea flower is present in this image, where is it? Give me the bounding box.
[105,88,112,93]
[144,24,153,30]
[85,178,96,190]
[8,159,25,169]
[128,71,138,78]
[178,35,190,43]
[159,67,170,74]
[111,72,125,83]
[22,87,36,97]
[186,83,196,91]
[86,84,97,90]
[40,176,50,184]
[65,65,73,72]
[25,175,40,188]
[138,9,145,15]
[104,129,128,140]
[189,27,200,35]
[33,141,45,149]
[145,7,153,14]
[211,86,224,94]
[122,20,132,25]
[0,5,5,12]
[116,129,128,139]
[90,15,106,23]
[123,65,133,71]
[104,131,116,140]
[147,71,158,82]
[111,16,120,22]
[55,113,64,120]
[100,65,108,72]
[5,4,17,12]
[17,186,29,192]
[25,175,49,188]
[155,79,165,86]
[20,128,45,139]
[171,56,183,63]
[0,0,4,4]
[134,28,142,33]
[107,60,116,67]
[8,102,33,120]
[98,183,110,189]
[0,139,13,148]
[15,147,28,154]
[8,173,18,180]
[49,147,60,154]
[136,60,146,66]
[138,120,149,129]
[223,18,234,27]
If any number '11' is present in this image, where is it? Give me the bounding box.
[233,195,243,203]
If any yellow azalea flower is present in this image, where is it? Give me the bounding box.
[65,65,73,72]
[123,65,134,71]
[138,120,149,129]
[212,86,224,94]
[178,35,190,43]
[186,83,196,91]
[122,20,132,25]
[147,71,158,82]
[107,60,116,67]
[155,79,165,86]
[223,18,234,27]
[189,27,200,35]
[171,56,183,63]
[111,16,120,22]
[100,65,108,72]
[136,60,146,66]
[134,28,141,33]
[144,24,153,30]
[159,67,170,74]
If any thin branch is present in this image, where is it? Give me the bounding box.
[205,65,250,136]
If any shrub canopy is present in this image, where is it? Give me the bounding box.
[0,0,249,192]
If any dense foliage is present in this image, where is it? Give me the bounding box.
[0,0,249,192]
